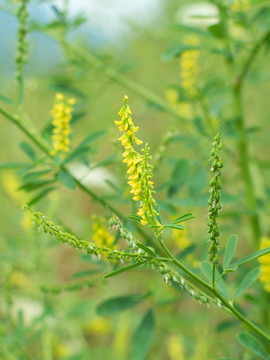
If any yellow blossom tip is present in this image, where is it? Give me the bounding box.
[68,98,76,105]
[56,93,64,100]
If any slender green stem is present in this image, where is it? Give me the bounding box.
[212,263,216,288]
[231,31,270,248]
[216,6,268,248]
[45,33,185,122]
[0,105,165,254]
[234,86,261,247]
[235,30,270,89]
[157,233,270,343]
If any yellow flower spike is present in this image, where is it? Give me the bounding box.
[50,93,76,158]
[115,96,160,227]
[259,237,270,292]
[55,93,64,100]
[92,216,115,249]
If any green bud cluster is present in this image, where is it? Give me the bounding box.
[40,279,93,294]
[154,262,210,305]
[24,205,146,265]
[138,143,160,226]
[24,206,211,306]
[108,215,210,305]
[208,132,223,265]
[15,0,29,82]
[108,215,138,251]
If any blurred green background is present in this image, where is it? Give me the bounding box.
[1,0,270,359]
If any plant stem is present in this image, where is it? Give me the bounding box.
[212,263,216,288]
[157,234,270,343]
[0,105,165,254]
[47,34,185,122]
[217,6,270,248]
[233,85,261,247]
[232,30,270,247]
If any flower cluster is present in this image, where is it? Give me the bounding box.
[25,205,211,307]
[258,238,270,292]
[232,0,250,12]
[173,228,190,251]
[50,93,76,157]
[165,35,200,119]
[180,35,200,97]
[207,132,223,265]
[115,96,159,226]
[92,215,115,248]
[15,0,29,83]
[137,144,159,226]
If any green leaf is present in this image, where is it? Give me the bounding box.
[176,244,196,260]
[20,142,37,161]
[208,23,224,39]
[0,94,16,105]
[164,224,185,230]
[0,162,28,170]
[128,214,142,222]
[131,309,155,360]
[253,7,270,31]
[72,269,103,278]
[172,24,211,38]
[27,186,56,206]
[76,130,105,149]
[22,168,53,182]
[92,154,116,169]
[19,179,55,192]
[104,261,147,279]
[188,168,207,196]
[162,44,200,61]
[229,247,270,270]
[62,146,92,165]
[168,159,190,197]
[223,235,238,270]
[216,320,238,333]
[237,332,270,360]
[168,213,195,225]
[136,243,156,257]
[201,262,229,299]
[96,293,149,316]
[57,169,76,190]
[232,268,260,300]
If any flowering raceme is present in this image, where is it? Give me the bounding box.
[92,216,115,248]
[259,238,270,292]
[50,93,76,157]
[115,96,160,226]
[232,0,250,12]
[166,35,200,119]
[180,35,200,97]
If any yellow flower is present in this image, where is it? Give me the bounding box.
[259,237,270,292]
[165,35,199,120]
[180,35,200,97]
[115,96,160,227]
[232,0,250,12]
[50,93,76,157]
[92,216,115,248]
[167,335,185,360]
[173,228,190,251]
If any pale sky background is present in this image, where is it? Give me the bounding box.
[0,0,218,73]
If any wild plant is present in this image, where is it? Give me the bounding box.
[1,0,270,359]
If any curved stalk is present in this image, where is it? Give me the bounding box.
[157,233,270,343]
[0,105,165,255]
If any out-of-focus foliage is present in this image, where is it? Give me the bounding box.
[1,0,270,359]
